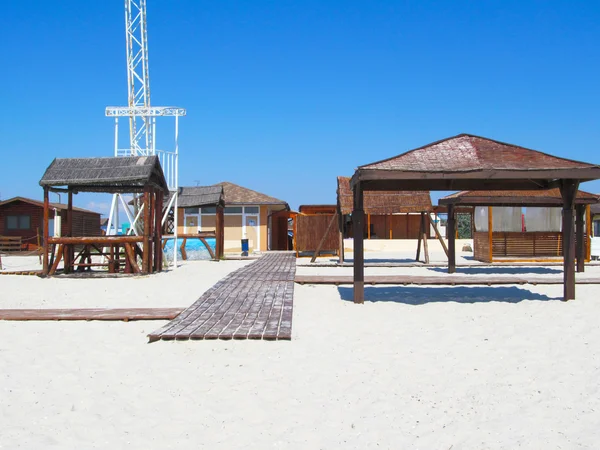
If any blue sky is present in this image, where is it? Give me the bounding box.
[1,0,600,214]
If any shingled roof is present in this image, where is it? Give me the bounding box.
[39,156,169,194]
[175,185,224,208]
[440,189,600,207]
[215,182,289,209]
[0,196,101,215]
[337,176,432,214]
[353,134,600,191]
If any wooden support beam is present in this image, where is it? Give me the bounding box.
[42,187,49,275]
[367,214,371,239]
[416,212,424,262]
[180,237,188,260]
[353,183,365,303]
[199,237,216,260]
[488,206,493,263]
[154,190,164,271]
[423,213,430,264]
[142,187,151,273]
[560,179,579,300]
[337,206,345,264]
[124,243,140,274]
[586,205,592,261]
[448,204,456,273]
[428,213,448,257]
[311,213,338,263]
[576,204,585,273]
[48,244,63,275]
[216,205,224,260]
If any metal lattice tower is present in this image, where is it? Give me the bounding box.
[104,0,186,266]
[125,0,153,155]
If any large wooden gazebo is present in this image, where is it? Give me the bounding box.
[39,156,169,275]
[350,134,600,302]
[439,189,599,266]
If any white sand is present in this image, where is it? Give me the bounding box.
[1,242,600,449]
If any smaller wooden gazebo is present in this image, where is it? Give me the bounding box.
[337,176,443,263]
[39,156,169,275]
[174,185,225,260]
[440,189,599,268]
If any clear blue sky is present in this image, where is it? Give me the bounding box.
[1,0,600,214]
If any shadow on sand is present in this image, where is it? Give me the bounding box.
[337,286,560,305]
[427,266,562,275]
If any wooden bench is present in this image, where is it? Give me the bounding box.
[0,236,24,253]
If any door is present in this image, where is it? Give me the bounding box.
[245,215,259,252]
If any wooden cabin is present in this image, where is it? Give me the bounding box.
[0,196,100,251]
[177,182,290,253]
[439,189,599,263]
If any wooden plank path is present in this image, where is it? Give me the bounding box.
[0,308,184,321]
[148,252,296,342]
[295,275,600,286]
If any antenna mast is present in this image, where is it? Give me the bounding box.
[105,0,185,266]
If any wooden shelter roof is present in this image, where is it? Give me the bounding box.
[337,176,432,215]
[215,181,289,209]
[352,133,600,191]
[0,196,100,215]
[440,188,600,207]
[174,186,224,208]
[39,156,169,194]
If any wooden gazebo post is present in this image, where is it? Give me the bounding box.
[576,204,585,273]
[65,189,73,274]
[142,186,151,273]
[216,204,224,259]
[560,179,579,300]
[42,187,50,275]
[447,204,456,273]
[353,182,365,304]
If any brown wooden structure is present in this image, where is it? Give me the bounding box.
[39,156,169,275]
[170,185,225,259]
[350,134,600,302]
[440,189,599,267]
[0,196,100,251]
[337,176,442,263]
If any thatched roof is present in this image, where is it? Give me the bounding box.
[215,182,289,210]
[440,188,600,207]
[352,134,600,191]
[337,176,432,214]
[0,196,100,215]
[175,186,224,208]
[39,156,169,194]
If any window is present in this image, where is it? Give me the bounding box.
[200,207,216,214]
[244,206,259,214]
[6,215,31,230]
[224,207,243,214]
[184,207,199,215]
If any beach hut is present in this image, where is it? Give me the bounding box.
[439,189,599,266]
[177,182,290,253]
[350,133,600,302]
[39,156,169,275]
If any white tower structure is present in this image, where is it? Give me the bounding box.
[105,0,185,266]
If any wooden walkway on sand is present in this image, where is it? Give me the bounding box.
[295,275,600,286]
[148,252,296,342]
[0,308,184,321]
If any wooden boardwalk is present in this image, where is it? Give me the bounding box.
[148,252,296,342]
[295,275,600,286]
[0,308,184,321]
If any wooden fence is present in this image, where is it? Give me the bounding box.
[295,214,339,255]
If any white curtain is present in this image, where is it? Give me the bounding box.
[493,207,523,232]
[474,207,488,232]
[525,207,562,232]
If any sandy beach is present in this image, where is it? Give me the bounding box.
[1,241,600,449]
